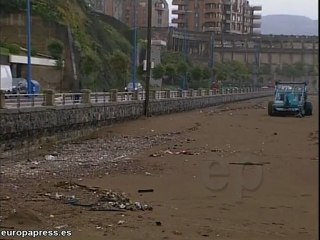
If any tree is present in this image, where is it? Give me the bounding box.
[202,67,211,80]
[177,61,188,76]
[152,64,165,79]
[48,39,64,59]
[215,62,230,82]
[259,64,271,75]
[165,64,176,85]
[191,65,203,81]
[281,64,297,80]
[161,51,184,65]
[109,50,130,88]
[48,39,65,70]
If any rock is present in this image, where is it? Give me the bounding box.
[117,220,125,225]
[55,224,68,229]
[173,230,182,235]
[45,155,56,161]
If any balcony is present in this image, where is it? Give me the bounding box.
[204,8,221,14]
[252,29,262,35]
[172,18,185,24]
[204,19,220,25]
[205,0,220,4]
[155,6,167,11]
[203,26,220,32]
[251,5,262,11]
[172,9,187,15]
[252,21,261,28]
[172,0,187,5]
[252,14,261,20]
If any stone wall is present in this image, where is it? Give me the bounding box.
[0,92,271,154]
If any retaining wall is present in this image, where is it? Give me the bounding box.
[0,92,272,153]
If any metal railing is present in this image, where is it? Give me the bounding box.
[1,88,271,109]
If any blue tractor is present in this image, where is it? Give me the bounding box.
[268,81,313,116]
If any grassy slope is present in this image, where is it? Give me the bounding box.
[0,0,133,91]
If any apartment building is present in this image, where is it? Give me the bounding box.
[171,0,262,34]
[87,0,169,28]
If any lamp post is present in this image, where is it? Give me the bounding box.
[182,9,192,90]
[131,0,138,90]
[209,32,215,85]
[26,0,32,94]
[144,0,152,116]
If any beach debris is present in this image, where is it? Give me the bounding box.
[42,181,152,212]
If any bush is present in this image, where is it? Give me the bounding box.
[47,39,64,59]
[5,43,21,54]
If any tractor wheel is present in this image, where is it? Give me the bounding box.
[304,101,313,116]
[268,101,274,116]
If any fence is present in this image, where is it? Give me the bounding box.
[0,87,269,109]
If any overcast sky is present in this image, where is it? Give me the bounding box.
[168,0,318,20]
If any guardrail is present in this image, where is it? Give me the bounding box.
[0,88,271,109]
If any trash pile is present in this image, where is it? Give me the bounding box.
[43,182,152,212]
[149,149,199,158]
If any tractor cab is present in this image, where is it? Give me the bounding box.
[268,81,312,116]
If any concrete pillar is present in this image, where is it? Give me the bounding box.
[0,90,5,109]
[151,90,156,99]
[244,39,248,64]
[110,89,118,102]
[178,89,183,97]
[43,89,55,106]
[165,90,171,98]
[81,89,91,104]
[301,40,305,64]
[188,89,193,97]
[132,90,139,100]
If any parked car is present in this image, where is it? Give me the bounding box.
[12,78,41,94]
[125,82,143,92]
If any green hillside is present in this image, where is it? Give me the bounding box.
[0,0,134,91]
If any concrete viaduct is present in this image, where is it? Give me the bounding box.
[139,27,319,70]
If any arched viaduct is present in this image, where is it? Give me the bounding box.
[168,28,319,70]
[138,27,319,71]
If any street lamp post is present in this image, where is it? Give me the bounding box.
[182,14,187,90]
[209,32,215,85]
[26,0,32,94]
[131,0,138,90]
[182,8,192,90]
[144,0,152,116]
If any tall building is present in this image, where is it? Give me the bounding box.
[87,0,169,28]
[171,0,262,34]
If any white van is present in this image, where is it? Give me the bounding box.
[0,65,13,92]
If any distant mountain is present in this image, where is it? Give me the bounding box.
[261,15,318,36]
